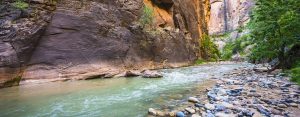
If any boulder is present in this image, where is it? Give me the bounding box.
[142,70,163,78]
[253,67,269,72]
[148,108,157,116]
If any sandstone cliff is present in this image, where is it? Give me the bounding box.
[0,0,254,88]
[209,0,254,35]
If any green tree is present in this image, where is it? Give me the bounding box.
[248,0,300,68]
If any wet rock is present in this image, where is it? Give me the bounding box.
[226,88,243,96]
[156,111,166,116]
[277,104,287,108]
[273,115,284,117]
[257,105,271,117]
[221,102,234,109]
[254,67,269,72]
[124,70,141,77]
[270,108,282,115]
[185,107,196,114]
[205,104,215,110]
[206,112,215,117]
[215,105,226,111]
[239,109,254,117]
[195,103,204,108]
[176,111,185,117]
[281,83,292,87]
[142,70,163,78]
[168,112,176,117]
[290,103,298,107]
[247,93,261,97]
[207,92,218,101]
[250,89,256,92]
[191,114,201,117]
[148,108,157,116]
[215,112,230,117]
[188,97,200,103]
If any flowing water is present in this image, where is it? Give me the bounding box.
[0,63,248,117]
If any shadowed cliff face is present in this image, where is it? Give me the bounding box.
[21,0,200,82]
[0,0,253,88]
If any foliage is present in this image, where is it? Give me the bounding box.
[248,0,300,67]
[210,32,230,39]
[13,0,29,10]
[290,60,300,85]
[200,34,221,61]
[221,35,251,60]
[237,26,245,33]
[140,5,154,28]
[194,59,206,65]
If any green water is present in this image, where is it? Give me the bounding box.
[0,63,247,117]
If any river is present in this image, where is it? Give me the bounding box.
[0,63,249,117]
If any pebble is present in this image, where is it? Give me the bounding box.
[168,112,176,117]
[205,104,215,110]
[221,102,234,109]
[176,111,185,117]
[156,111,166,116]
[147,66,300,117]
[188,97,200,103]
[215,104,226,111]
[215,112,230,117]
[191,114,202,117]
[195,103,204,108]
[185,107,196,114]
[270,108,282,115]
[290,103,298,107]
[277,104,287,108]
[257,105,271,116]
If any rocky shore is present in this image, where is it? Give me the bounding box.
[148,64,300,117]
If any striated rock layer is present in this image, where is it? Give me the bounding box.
[0,0,212,87]
[0,0,254,88]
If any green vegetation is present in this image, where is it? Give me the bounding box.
[200,35,220,61]
[221,35,251,60]
[140,5,154,28]
[210,32,230,39]
[3,76,21,87]
[290,60,300,85]
[194,59,206,65]
[248,0,300,67]
[13,0,29,10]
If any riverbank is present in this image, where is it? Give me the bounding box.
[148,64,300,117]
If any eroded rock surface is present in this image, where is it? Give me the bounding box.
[0,0,54,87]
[209,0,254,35]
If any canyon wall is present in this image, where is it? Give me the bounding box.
[0,0,254,88]
[0,0,209,87]
[209,0,254,35]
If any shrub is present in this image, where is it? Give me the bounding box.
[13,0,29,10]
[291,60,300,85]
[195,59,205,65]
[221,34,251,60]
[140,5,154,28]
[200,34,221,61]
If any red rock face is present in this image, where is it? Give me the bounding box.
[0,0,254,88]
[208,0,254,35]
[21,0,198,82]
